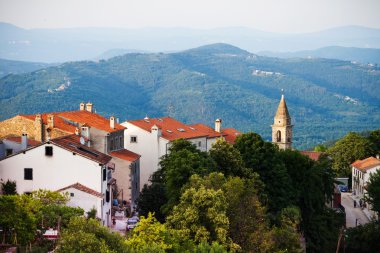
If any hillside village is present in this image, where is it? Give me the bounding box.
[1,95,379,252]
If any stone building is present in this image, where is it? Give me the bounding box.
[272,94,293,150]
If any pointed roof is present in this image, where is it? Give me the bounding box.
[275,95,291,120]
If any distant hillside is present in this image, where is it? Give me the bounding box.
[1,22,380,62]
[95,49,150,60]
[259,46,380,65]
[1,43,379,149]
[0,58,53,78]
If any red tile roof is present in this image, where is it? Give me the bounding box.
[221,128,241,144]
[57,111,125,133]
[21,113,76,133]
[300,151,323,161]
[51,135,112,165]
[3,136,41,146]
[352,157,380,172]
[189,123,225,138]
[128,117,241,143]
[128,117,209,141]
[20,110,125,134]
[57,182,103,198]
[110,149,140,162]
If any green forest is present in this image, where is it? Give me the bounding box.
[2,129,379,252]
[1,43,379,149]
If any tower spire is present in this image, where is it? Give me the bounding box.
[271,93,293,150]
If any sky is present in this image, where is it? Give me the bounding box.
[0,0,380,33]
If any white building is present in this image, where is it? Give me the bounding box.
[122,117,240,190]
[0,135,114,226]
[352,156,380,198]
[352,156,380,217]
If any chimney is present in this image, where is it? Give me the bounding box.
[21,133,28,150]
[80,102,85,111]
[151,125,162,138]
[75,127,80,135]
[110,116,115,129]
[47,114,54,128]
[86,102,93,113]
[34,114,43,142]
[215,118,222,133]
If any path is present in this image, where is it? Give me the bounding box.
[341,192,369,227]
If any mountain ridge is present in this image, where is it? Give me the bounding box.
[1,43,379,149]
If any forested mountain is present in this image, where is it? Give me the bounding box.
[259,46,380,65]
[0,58,53,78]
[1,22,380,62]
[1,43,379,149]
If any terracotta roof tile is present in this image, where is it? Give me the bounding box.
[300,151,323,161]
[221,128,241,144]
[51,135,112,165]
[128,117,209,141]
[21,110,125,134]
[57,111,125,133]
[352,157,380,172]
[20,113,76,133]
[110,149,140,162]
[189,123,225,138]
[3,136,40,146]
[57,182,103,198]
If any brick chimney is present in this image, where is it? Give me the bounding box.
[86,102,93,113]
[80,102,85,111]
[215,118,222,133]
[110,116,115,129]
[47,114,54,128]
[34,114,43,142]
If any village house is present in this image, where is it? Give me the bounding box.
[352,156,380,218]
[0,103,140,208]
[0,135,113,226]
[121,116,240,190]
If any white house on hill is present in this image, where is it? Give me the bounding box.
[122,116,240,190]
[0,135,114,226]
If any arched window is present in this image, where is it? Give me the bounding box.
[276,130,281,142]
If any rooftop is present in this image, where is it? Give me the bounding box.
[57,182,103,198]
[20,110,125,134]
[128,117,209,141]
[110,149,141,162]
[352,157,380,172]
[2,136,41,147]
[300,151,323,161]
[51,135,112,165]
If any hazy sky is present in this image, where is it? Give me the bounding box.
[0,0,379,33]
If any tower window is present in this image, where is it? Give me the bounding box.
[276,131,281,142]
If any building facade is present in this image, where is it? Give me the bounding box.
[122,117,240,190]
[0,135,113,226]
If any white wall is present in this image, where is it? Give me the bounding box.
[0,143,111,225]
[60,187,102,219]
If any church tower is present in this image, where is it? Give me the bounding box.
[272,94,293,150]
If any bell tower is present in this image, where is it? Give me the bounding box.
[272,93,293,150]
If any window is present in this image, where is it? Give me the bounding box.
[70,192,74,197]
[276,130,281,142]
[106,190,110,202]
[103,169,106,181]
[24,168,33,180]
[130,136,137,143]
[45,146,53,156]
[6,149,13,156]
[110,139,114,151]
[198,141,201,147]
